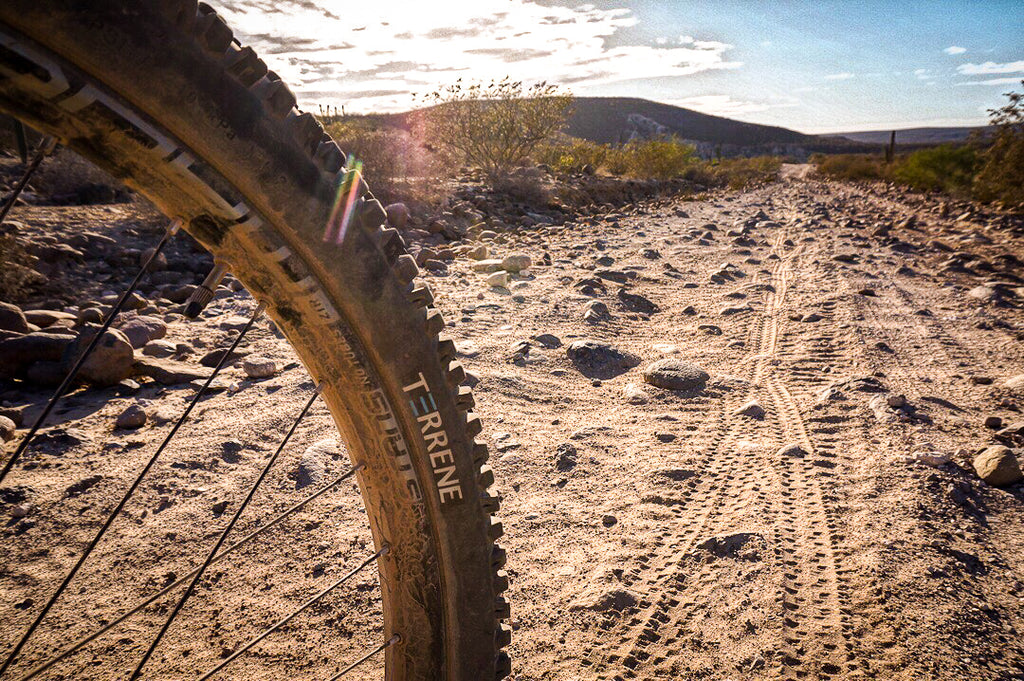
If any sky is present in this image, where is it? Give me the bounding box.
[216,0,1024,134]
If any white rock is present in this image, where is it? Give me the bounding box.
[487,271,509,288]
[501,253,531,272]
[622,383,649,404]
[471,259,505,273]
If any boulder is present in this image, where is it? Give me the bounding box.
[973,446,1023,487]
[642,359,709,392]
[385,202,410,230]
[0,302,29,334]
[21,309,75,329]
[0,332,73,379]
[62,327,135,387]
[118,315,167,349]
[0,415,15,442]
[566,340,640,379]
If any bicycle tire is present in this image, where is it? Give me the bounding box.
[0,2,509,679]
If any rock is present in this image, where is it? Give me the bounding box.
[1004,374,1024,394]
[501,254,531,272]
[0,302,29,334]
[602,514,617,527]
[466,244,489,260]
[212,500,229,516]
[566,340,641,379]
[26,361,64,386]
[22,309,76,331]
[295,442,328,489]
[385,202,410,230]
[77,307,105,325]
[696,532,765,559]
[984,415,1004,430]
[572,588,639,613]
[617,288,659,314]
[0,332,73,379]
[972,446,1023,487]
[62,327,135,387]
[554,443,578,471]
[423,259,448,273]
[887,394,908,409]
[471,259,505,273]
[142,339,178,358]
[642,359,709,392]
[65,475,103,497]
[583,300,610,323]
[31,427,91,452]
[486,271,509,288]
[698,324,722,335]
[915,452,951,467]
[0,415,15,442]
[720,305,753,316]
[800,312,823,323]
[10,504,31,519]
[622,382,649,404]
[777,443,807,458]
[639,248,660,259]
[242,356,277,379]
[115,404,147,430]
[118,315,167,349]
[133,357,209,385]
[532,333,561,349]
[735,400,766,419]
[199,348,249,368]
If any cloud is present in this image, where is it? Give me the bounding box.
[943,46,967,55]
[824,72,855,81]
[955,77,1023,86]
[957,60,1024,75]
[216,0,742,112]
[670,94,798,117]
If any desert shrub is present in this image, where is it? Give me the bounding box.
[533,138,609,174]
[812,153,887,182]
[891,144,977,194]
[417,79,574,182]
[606,137,698,180]
[709,156,784,189]
[323,118,446,205]
[973,80,1024,207]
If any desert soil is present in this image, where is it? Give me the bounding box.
[2,167,1024,680]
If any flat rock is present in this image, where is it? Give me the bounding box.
[735,400,766,419]
[487,271,509,288]
[571,588,639,613]
[617,288,659,314]
[566,340,640,379]
[118,315,168,349]
[134,357,209,385]
[142,339,178,358]
[501,254,531,272]
[777,443,808,458]
[973,446,1023,487]
[642,359,709,392]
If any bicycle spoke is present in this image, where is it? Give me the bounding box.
[16,467,361,681]
[325,634,401,681]
[0,218,182,487]
[0,135,55,224]
[130,384,325,679]
[197,546,388,681]
[0,303,264,677]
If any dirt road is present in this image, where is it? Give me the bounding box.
[2,173,1023,680]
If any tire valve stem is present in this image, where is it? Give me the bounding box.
[185,261,230,318]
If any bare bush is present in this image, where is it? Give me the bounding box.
[416,79,573,182]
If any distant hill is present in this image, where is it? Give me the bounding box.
[835,126,992,146]
[354,96,872,158]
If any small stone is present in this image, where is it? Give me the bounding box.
[242,356,277,379]
[601,514,618,527]
[296,441,330,488]
[466,244,489,260]
[984,415,1003,430]
[501,254,531,272]
[63,327,135,387]
[471,259,505,273]
[778,443,807,458]
[115,404,147,430]
[142,339,178,358]
[642,359,709,392]
[118,315,167,349]
[572,588,639,613]
[134,357,209,385]
[486,271,509,288]
[212,500,229,516]
[973,446,1023,487]
[532,333,561,349]
[735,400,766,419]
[11,504,31,519]
[915,452,951,467]
[566,340,640,379]
[1004,374,1024,394]
[622,382,649,404]
[423,259,448,273]
[554,443,578,471]
[887,394,908,409]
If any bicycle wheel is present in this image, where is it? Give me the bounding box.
[0,2,509,679]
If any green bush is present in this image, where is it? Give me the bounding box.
[812,153,887,182]
[534,138,609,174]
[892,144,977,194]
[607,137,698,180]
[973,81,1024,207]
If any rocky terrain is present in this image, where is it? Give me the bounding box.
[2,163,1024,680]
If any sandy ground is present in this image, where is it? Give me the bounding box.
[2,169,1024,680]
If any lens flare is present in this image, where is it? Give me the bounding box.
[323,154,364,244]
